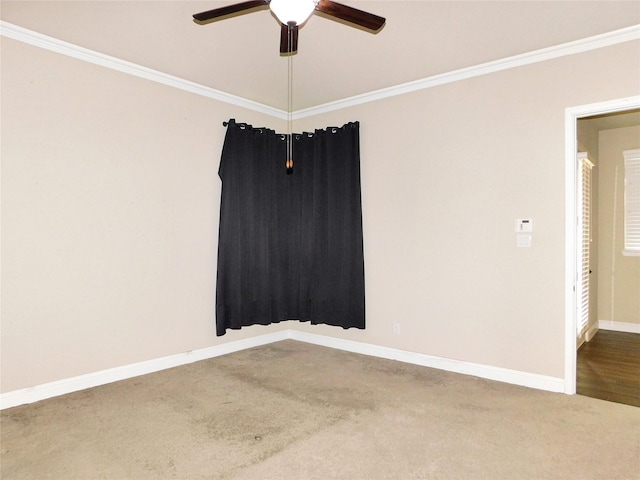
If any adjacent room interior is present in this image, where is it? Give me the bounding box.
[1,1,639,478]
[575,109,640,407]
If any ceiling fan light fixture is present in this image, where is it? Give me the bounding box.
[270,0,317,26]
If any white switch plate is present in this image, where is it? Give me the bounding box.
[517,233,532,247]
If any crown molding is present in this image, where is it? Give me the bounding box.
[0,21,287,120]
[295,24,640,118]
[2,21,639,120]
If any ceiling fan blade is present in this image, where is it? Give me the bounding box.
[280,22,299,54]
[315,0,385,31]
[193,0,270,23]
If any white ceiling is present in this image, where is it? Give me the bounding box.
[2,1,639,111]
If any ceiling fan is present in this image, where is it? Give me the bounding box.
[193,0,386,54]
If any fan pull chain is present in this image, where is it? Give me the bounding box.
[286,21,294,175]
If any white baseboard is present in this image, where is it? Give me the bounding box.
[585,322,599,342]
[598,320,640,334]
[0,329,565,410]
[0,331,289,410]
[289,331,565,394]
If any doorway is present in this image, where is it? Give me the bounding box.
[564,95,640,395]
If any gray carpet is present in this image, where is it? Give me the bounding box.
[1,340,639,479]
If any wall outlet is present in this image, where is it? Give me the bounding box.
[393,323,401,335]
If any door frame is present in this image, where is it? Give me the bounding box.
[564,95,640,394]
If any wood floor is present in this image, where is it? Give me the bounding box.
[577,330,640,407]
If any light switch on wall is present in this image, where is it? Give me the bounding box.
[517,233,532,247]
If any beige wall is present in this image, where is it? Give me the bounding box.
[294,41,640,377]
[597,126,640,327]
[2,35,639,393]
[1,39,288,393]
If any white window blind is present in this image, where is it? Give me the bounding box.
[577,153,594,335]
[623,149,640,256]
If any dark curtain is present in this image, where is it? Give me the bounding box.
[215,119,365,336]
